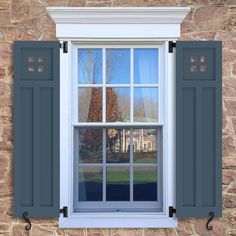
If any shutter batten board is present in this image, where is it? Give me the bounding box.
[14,41,60,217]
[176,41,222,217]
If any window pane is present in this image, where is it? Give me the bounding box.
[78,49,102,84]
[106,128,130,163]
[134,49,158,84]
[106,88,130,122]
[106,49,130,84]
[79,167,103,201]
[134,167,157,201]
[78,88,102,122]
[106,167,130,201]
[76,128,103,163]
[133,129,157,163]
[134,88,158,122]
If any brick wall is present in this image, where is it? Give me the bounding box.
[0,0,235,235]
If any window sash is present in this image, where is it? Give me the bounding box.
[73,127,163,211]
[73,44,164,125]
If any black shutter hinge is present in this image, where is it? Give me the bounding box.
[169,206,176,217]
[168,41,176,53]
[60,206,68,218]
[60,41,68,53]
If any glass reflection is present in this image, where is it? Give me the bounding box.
[106,167,130,201]
[77,128,103,163]
[106,49,130,84]
[78,88,102,122]
[134,167,157,201]
[134,88,158,122]
[106,88,130,122]
[106,129,130,163]
[134,48,158,84]
[78,49,102,84]
[79,167,103,201]
[133,129,157,163]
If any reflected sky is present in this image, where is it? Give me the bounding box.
[106,49,130,84]
[134,88,158,122]
[78,48,159,122]
[134,49,158,84]
[78,49,102,84]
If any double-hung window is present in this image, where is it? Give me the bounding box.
[13,7,222,230]
[73,45,163,213]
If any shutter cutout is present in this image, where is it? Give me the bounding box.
[176,41,222,217]
[14,41,60,217]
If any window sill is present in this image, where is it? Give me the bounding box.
[59,213,177,228]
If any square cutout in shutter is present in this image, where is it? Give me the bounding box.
[183,48,215,80]
[28,64,35,72]
[21,48,53,80]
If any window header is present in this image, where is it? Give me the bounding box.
[47,7,190,24]
[47,7,190,39]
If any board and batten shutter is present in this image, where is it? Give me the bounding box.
[14,41,60,217]
[176,41,222,217]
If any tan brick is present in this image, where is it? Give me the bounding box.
[0,10,10,27]
[68,0,87,6]
[31,225,54,236]
[223,194,236,208]
[148,0,177,6]
[0,2,10,11]
[180,31,216,40]
[223,49,236,64]
[12,224,30,236]
[0,44,12,67]
[193,219,228,236]
[145,228,175,236]
[223,136,236,156]
[11,3,30,22]
[0,197,13,223]
[5,28,36,41]
[225,99,236,116]
[179,0,229,5]
[223,209,236,230]
[223,156,236,169]
[0,106,12,122]
[194,6,228,31]
[0,223,10,233]
[181,20,198,34]
[111,229,142,236]
[65,229,87,236]
[87,228,109,236]
[112,0,149,7]
[176,219,195,236]
[86,2,112,7]
[0,67,6,79]
[223,79,236,98]
[223,169,236,185]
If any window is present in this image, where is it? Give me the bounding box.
[55,7,183,227]
[14,8,222,230]
[72,46,163,213]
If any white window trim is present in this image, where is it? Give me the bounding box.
[47,7,190,228]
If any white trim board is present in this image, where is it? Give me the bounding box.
[47,7,190,39]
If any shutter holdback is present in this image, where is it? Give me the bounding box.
[22,212,31,230]
[206,211,214,231]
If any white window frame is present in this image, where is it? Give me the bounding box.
[73,43,163,212]
[47,7,190,228]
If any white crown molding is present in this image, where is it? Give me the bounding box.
[47,7,190,25]
[46,7,191,39]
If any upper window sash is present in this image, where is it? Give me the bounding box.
[72,44,165,126]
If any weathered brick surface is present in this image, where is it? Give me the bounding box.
[0,0,235,235]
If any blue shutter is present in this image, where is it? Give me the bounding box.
[176,41,222,217]
[14,41,60,217]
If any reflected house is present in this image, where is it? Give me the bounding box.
[108,129,157,153]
